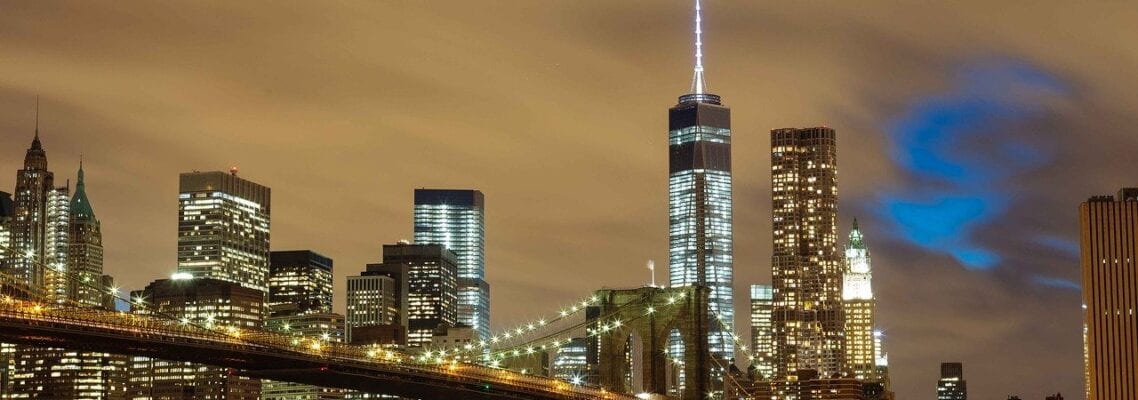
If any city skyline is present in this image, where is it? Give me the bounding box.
[2,1,1135,398]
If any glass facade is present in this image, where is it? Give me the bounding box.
[668,93,734,361]
[372,243,458,348]
[269,250,334,317]
[413,189,489,342]
[177,171,271,298]
[770,127,844,382]
[750,284,774,381]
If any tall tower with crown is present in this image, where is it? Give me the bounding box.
[667,0,735,367]
[9,105,55,291]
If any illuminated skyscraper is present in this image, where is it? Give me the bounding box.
[770,127,843,382]
[346,264,406,344]
[268,250,334,317]
[413,189,489,342]
[68,162,106,308]
[843,219,877,381]
[365,243,458,348]
[668,0,734,361]
[43,185,69,304]
[936,362,966,400]
[750,285,774,380]
[1080,189,1138,400]
[176,170,271,297]
[9,130,53,291]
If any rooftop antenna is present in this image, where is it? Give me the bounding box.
[690,0,707,94]
[35,96,40,138]
[647,260,656,287]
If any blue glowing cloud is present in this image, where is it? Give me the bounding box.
[880,59,1067,270]
[1032,276,1081,291]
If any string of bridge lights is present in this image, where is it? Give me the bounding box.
[2,241,756,384]
[425,290,704,369]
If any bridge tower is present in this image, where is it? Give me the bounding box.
[590,285,710,400]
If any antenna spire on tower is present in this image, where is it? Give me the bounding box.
[691,0,707,94]
[34,96,40,139]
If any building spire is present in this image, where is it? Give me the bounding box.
[32,96,42,148]
[690,0,707,94]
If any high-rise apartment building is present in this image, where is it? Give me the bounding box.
[176,170,271,296]
[1080,188,1138,400]
[129,278,264,400]
[770,127,843,381]
[43,185,69,304]
[346,262,407,343]
[413,189,489,342]
[668,0,734,361]
[936,362,966,400]
[843,219,877,381]
[269,250,333,317]
[750,284,774,381]
[376,243,457,347]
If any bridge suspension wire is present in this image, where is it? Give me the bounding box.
[427,291,657,365]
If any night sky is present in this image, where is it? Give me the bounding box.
[3,1,1137,398]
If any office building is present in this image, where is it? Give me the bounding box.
[269,250,333,317]
[374,243,457,347]
[129,277,264,400]
[770,127,843,380]
[936,362,966,400]
[68,162,106,308]
[843,219,877,381]
[1080,189,1138,400]
[413,189,489,342]
[750,284,774,381]
[9,131,53,291]
[347,262,407,343]
[667,0,735,362]
[176,170,271,296]
[551,338,591,383]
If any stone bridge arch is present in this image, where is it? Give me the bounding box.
[590,285,710,400]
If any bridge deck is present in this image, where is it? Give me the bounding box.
[0,297,636,400]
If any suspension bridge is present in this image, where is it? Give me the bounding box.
[0,246,754,399]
